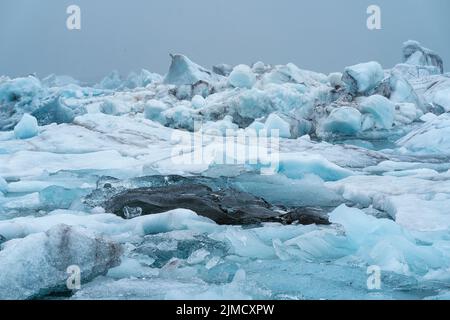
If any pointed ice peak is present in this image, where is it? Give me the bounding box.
[164,54,215,86]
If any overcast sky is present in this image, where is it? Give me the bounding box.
[0,0,448,83]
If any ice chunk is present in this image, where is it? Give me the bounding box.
[99,99,119,115]
[39,186,87,210]
[359,95,395,129]
[98,70,122,90]
[328,72,344,88]
[31,97,76,125]
[264,113,291,138]
[389,72,422,108]
[402,40,444,74]
[322,107,362,135]
[144,99,168,125]
[277,153,355,181]
[213,64,233,77]
[191,95,206,109]
[0,224,122,300]
[381,194,450,232]
[42,74,80,87]
[394,103,422,125]
[252,61,266,74]
[107,257,158,279]
[228,64,256,89]
[14,113,39,139]
[420,113,437,122]
[246,120,265,135]
[162,105,200,130]
[329,205,447,275]
[201,116,238,136]
[164,54,215,86]
[433,88,450,112]
[342,62,384,94]
[0,76,43,104]
[123,69,162,89]
[396,113,450,156]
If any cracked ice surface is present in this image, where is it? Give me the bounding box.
[1,41,450,300]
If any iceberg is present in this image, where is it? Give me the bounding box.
[0,224,122,300]
[31,97,76,125]
[14,113,39,139]
[402,40,444,74]
[342,61,384,95]
[164,54,218,86]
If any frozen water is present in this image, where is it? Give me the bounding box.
[322,107,362,135]
[14,114,39,139]
[359,95,395,129]
[228,64,257,89]
[0,40,449,300]
[144,99,168,124]
[0,224,122,300]
[342,61,384,94]
[164,54,219,86]
[277,153,355,181]
[264,113,291,138]
[396,113,450,156]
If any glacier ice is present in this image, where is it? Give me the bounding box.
[402,40,444,74]
[0,76,43,104]
[32,97,76,125]
[277,153,355,181]
[0,40,450,300]
[164,54,219,86]
[342,61,384,95]
[144,99,169,124]
[322,107,362,135]
[264,113,291,138]
[0,224,122,300]
[359,95,395,129]
[228,64,257,89]
[191,94,206,109]
[396,113,450,156]
[14,113,39,139]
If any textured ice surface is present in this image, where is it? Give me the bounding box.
[0,40,450,300]
[0,224,122,300]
